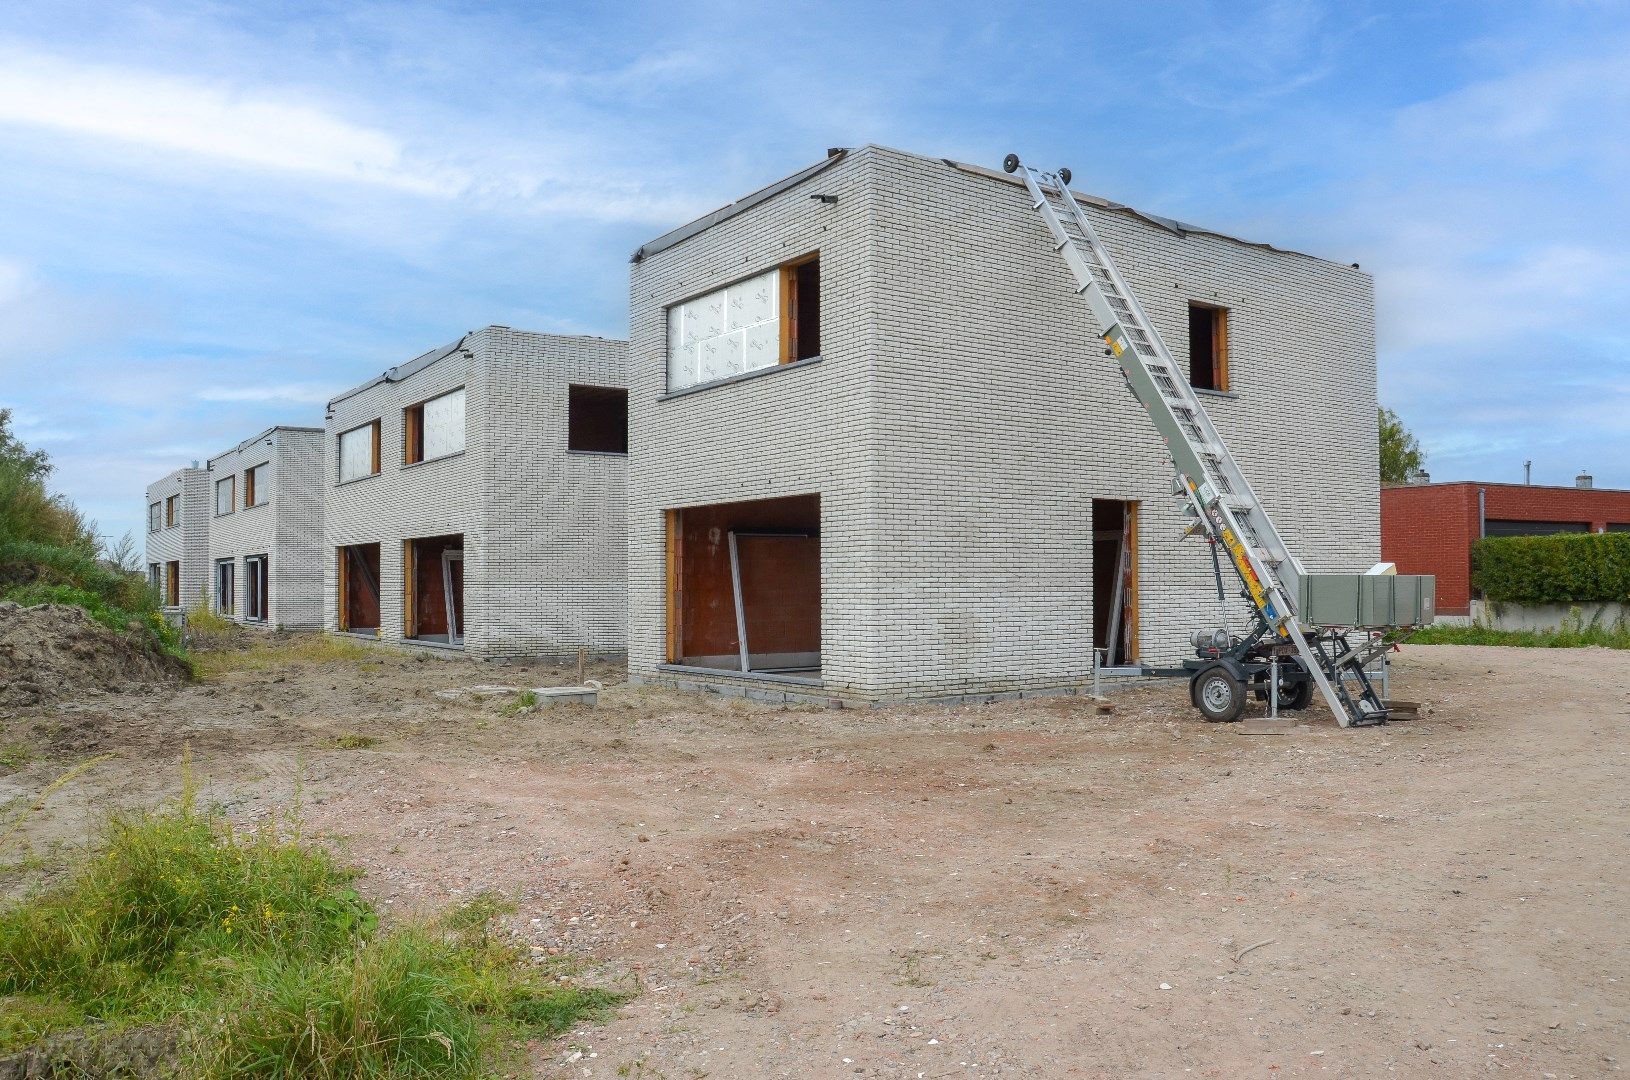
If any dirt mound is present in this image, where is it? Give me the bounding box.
[0,602,190,709]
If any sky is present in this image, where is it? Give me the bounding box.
[1,0,1627,548]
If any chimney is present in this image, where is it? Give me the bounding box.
[1408,469,1431,485]
[1524,459,1532,485]
[1576,470,1593,490]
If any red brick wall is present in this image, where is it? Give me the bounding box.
[1381,483,1630,615]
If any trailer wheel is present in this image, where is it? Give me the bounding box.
[1002,153,1021,174]
[1192,665,1246,723]
[1280,676,1315,711]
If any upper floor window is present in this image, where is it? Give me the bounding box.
[404,387,465,465]
[165,494,178,527]
[337,420,381,483]
[567,385,629,454]
[148,502,162,532]
[666,254,820,393]
[1188,302,1229,392]
[215,475,235,517]
[245,462,268,507]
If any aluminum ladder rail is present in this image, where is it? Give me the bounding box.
[1003,155,1384,727]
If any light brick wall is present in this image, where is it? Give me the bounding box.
[323,328,628,661]
[207,427,325,628]
[629,146,1381,701]
[143,467,210,607]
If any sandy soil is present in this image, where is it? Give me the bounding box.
[2,638,1626,1078]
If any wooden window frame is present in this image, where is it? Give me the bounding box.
[337,420,382,482]
[244,463,267,508]
[337,548,350,632]
[1188,301,1230,393]
[402,540,416,639]
[402,387,464,466]
[165,495,178,528]
[664,509,683,663]
[777,253,820,366]
[165,561,180,606]
[148,502,162,533]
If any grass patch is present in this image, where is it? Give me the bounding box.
[500,690,539,716]
[0,745,33,772]
[326,734,378,750]
[1408,623,1630,650]
[194,633,378,679]
[0,789,624,1075]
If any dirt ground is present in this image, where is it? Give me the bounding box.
[2,637,1627,1078]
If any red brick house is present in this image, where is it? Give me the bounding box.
[1381,482,1630,616]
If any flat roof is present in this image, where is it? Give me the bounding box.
[1385,480,1630,496]
[206,425,323,469]
[631,144,1355,268]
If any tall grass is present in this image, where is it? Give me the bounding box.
[1408,622,1630,650]
[0,791,622,1075]
[192,633,379,678]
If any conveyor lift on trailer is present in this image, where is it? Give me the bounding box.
[1003,154,1434,727]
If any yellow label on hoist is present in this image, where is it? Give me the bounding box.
[1104,332,1124,356]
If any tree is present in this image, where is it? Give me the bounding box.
[1379,407,1426,486]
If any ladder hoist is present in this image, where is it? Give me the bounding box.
[1003,154,1434,727]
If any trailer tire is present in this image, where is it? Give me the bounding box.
[1280,676,1315,711]
[1192,665,1246,723]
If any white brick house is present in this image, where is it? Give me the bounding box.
[627,145,1381,704]
[205,426,325,629]
[322,326,629,661]
[143,466,210,609]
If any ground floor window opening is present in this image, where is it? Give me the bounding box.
[338,543,381,633]
[404,534,464,646]
[244,554,269,622]
[215,559,235,615]
[666,494,820,678]
[1092,499,1139,667]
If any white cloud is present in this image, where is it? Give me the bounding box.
[0,47,464,195]
[195,382,339,405]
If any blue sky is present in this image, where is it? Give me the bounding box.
[1,0,1626,547]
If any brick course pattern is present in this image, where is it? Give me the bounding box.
[322,327,628,661]
[206,427,326,629]
[628,145,1381,702]
[143,467,210,608]
[1381,482,1630,615]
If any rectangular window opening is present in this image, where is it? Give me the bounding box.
[244,555,269,622]
[404,388,465,466]
[245,462,267,507]
[147,502,162,533]
[404,534,464,646]
[567,385,629,454]
[215,559,235,615]
[215,476,235,517]
[665,495,820,680]
[338,543,381,634]
[165,495,178,528]
[666,254,820,392]
[337,420,382,483]
[164,561,180,607]
[1187,302,1229,392]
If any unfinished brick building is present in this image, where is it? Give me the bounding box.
[627,145,1381,703]
[205,426,325,628]
[143,465,210,609]
[323,327,628,661]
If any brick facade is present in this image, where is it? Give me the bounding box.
[143,466,210,608]
[322,327,628,661]
[628,146,1381,703]
[206,427,326,629]
[1381,482,1630,615]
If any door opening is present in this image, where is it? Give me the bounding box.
[338,543,381,633]
[1092,500,1138,667]
[244,555,269,622]
[404,534,464,645]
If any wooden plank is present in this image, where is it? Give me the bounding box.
[664,509,682,663]
[1127,501,1140,661]
[337,548,348,631]
[402,408,421,465]
[370,420,381,474]
[402,540,415,638]
[1214,308,1230,391]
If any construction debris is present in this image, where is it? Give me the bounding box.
[0,602,190,710]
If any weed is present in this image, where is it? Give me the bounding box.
[326,734,378,750]
[0,792,625,1074]
[500,690,539,716]
[0,744,33,772]
[194,633,377,678]
[1408,623,1630,650]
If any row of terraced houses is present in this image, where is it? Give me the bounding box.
[144,146,1384,705]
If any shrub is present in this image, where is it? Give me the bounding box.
[1471,532,1630,606]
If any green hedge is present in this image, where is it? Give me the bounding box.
[1471,532,1630,605]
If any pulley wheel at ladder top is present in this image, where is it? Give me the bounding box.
[1002,154,1070,186]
